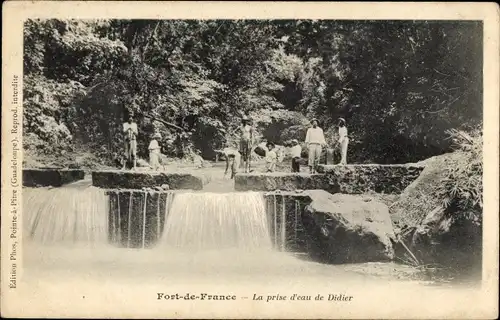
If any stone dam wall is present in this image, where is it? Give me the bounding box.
[23,169,85,187]
[236,164,424,194]
[92,170,205,190]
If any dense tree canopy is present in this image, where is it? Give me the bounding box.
[23,19,482,166]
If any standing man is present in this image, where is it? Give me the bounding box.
[338,118,349,165]
[238,115,254,173]
[123,111,138,170]
[305,118,326,174]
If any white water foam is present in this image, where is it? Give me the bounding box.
[160,192,273,251]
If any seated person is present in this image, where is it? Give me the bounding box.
[289,139,302,173]
[265,142,277,173]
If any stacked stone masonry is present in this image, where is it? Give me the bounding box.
[236,165,424,194]
[23,169,85,187]
[92,170,204,190]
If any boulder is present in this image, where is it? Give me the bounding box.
[302,192,395,264]
[391,152,463,226]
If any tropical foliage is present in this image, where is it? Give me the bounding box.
[23,19,482,166]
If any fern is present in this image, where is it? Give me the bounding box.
[436,128,483,219]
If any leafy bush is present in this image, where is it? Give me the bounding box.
[437,129,482,222]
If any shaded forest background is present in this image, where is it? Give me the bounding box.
[23,19,483,168]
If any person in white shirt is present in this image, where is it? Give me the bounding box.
[148,132,161,171]
[305,118,326,173]
[338,118,349,165]
[289,139,302,173]
[123,112,138,170]
[265,142,278,172]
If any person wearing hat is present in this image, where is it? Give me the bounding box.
[122,111,138,170]
[289,139,302,173]
[338,118,349,165]
[305,118,326,173]
[265,141,277,173]
[238,115,254,173]
[148,132,162,171]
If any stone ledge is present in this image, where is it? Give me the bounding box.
[23,169,85,187]
[317,164,425,194]
[92,170,204,190]
[234,173,329,192]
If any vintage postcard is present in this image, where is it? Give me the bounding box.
[1,1,499,319]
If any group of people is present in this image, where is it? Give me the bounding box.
[221,115,349,178]
[121,111,349,175]
[304,117,349,173]
[121,112,162,171]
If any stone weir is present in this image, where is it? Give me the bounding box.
[265,190,396,264]
[93,170,206,249]
[236,164,424,194]
[103,188,397,264]
[23,168,85,187]
[105,189,173,248]
[92,170,205,190]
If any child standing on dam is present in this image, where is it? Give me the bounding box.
[148,132,162,171]
[338,118,349,165]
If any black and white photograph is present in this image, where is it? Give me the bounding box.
[2,2,498,319]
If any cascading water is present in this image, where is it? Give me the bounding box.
[23,186,108,245]
[160,192,273,251]
[20,184,431,293]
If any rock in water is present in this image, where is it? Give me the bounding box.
[302,193,395,264]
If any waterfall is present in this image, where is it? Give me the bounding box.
[107,190,173,248]
[265,194,289,252]
[23,186,108,245]
[159,192,272,251]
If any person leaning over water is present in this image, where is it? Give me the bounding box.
[305,118,326,174]
[222,147,241,179]
[338,118,349,165]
